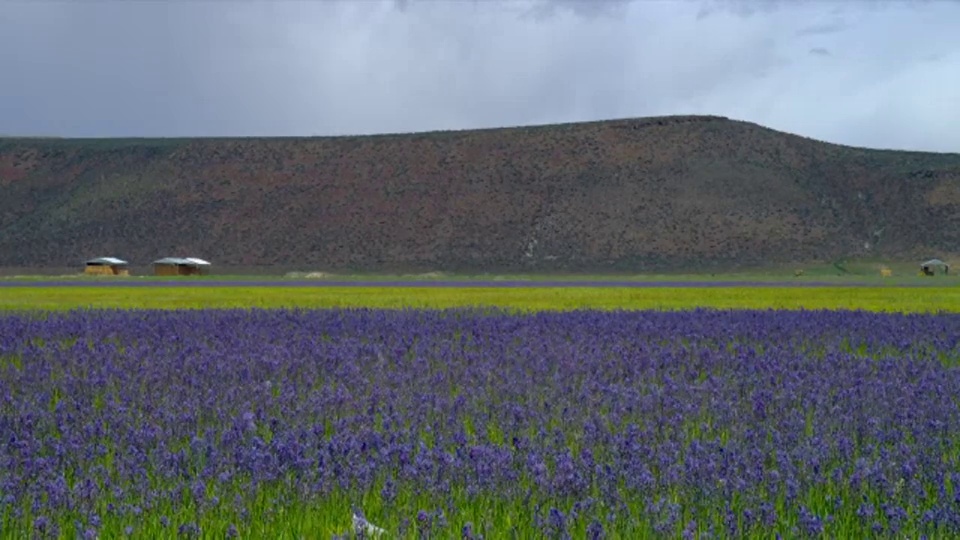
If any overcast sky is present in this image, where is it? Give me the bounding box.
[1,0,958,152]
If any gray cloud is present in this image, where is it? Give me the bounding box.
[524,0,634,20]
[0,0,958,152]
[796,21,848,36]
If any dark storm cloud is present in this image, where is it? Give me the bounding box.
[0,0,958,152]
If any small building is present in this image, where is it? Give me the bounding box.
[920,258,949,276]
[153,257,212,276]
[84,257,130,276]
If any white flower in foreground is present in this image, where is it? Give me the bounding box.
[353,513,387,538]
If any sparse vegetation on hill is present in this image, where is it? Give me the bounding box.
[1,115,959,271]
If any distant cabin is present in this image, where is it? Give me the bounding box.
[920,258,949,276]
[153,257,212,276]
[84,257,130,276]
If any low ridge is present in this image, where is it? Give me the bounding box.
[1,115,959,272]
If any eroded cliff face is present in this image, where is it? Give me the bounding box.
[1,115,959,271]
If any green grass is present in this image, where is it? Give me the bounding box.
[2,259,956,286]
[8,481,894,539]
[2,285,959,312]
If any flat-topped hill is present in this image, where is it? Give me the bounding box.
[2,115,958,272]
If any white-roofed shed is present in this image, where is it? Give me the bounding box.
[153,256,212,276]
[84,256,130,276]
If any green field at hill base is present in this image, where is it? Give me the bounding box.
[2,257,957,286]
[2,285,958,313]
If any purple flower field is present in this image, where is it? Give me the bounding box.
[2,308,960,538]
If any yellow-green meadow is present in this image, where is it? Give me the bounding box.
[1,285,958,312]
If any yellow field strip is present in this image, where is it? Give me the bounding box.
[1,286,958,312]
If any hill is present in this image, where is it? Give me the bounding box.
[1,115,959,273]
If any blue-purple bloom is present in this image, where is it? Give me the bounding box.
[2,308,960,536]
